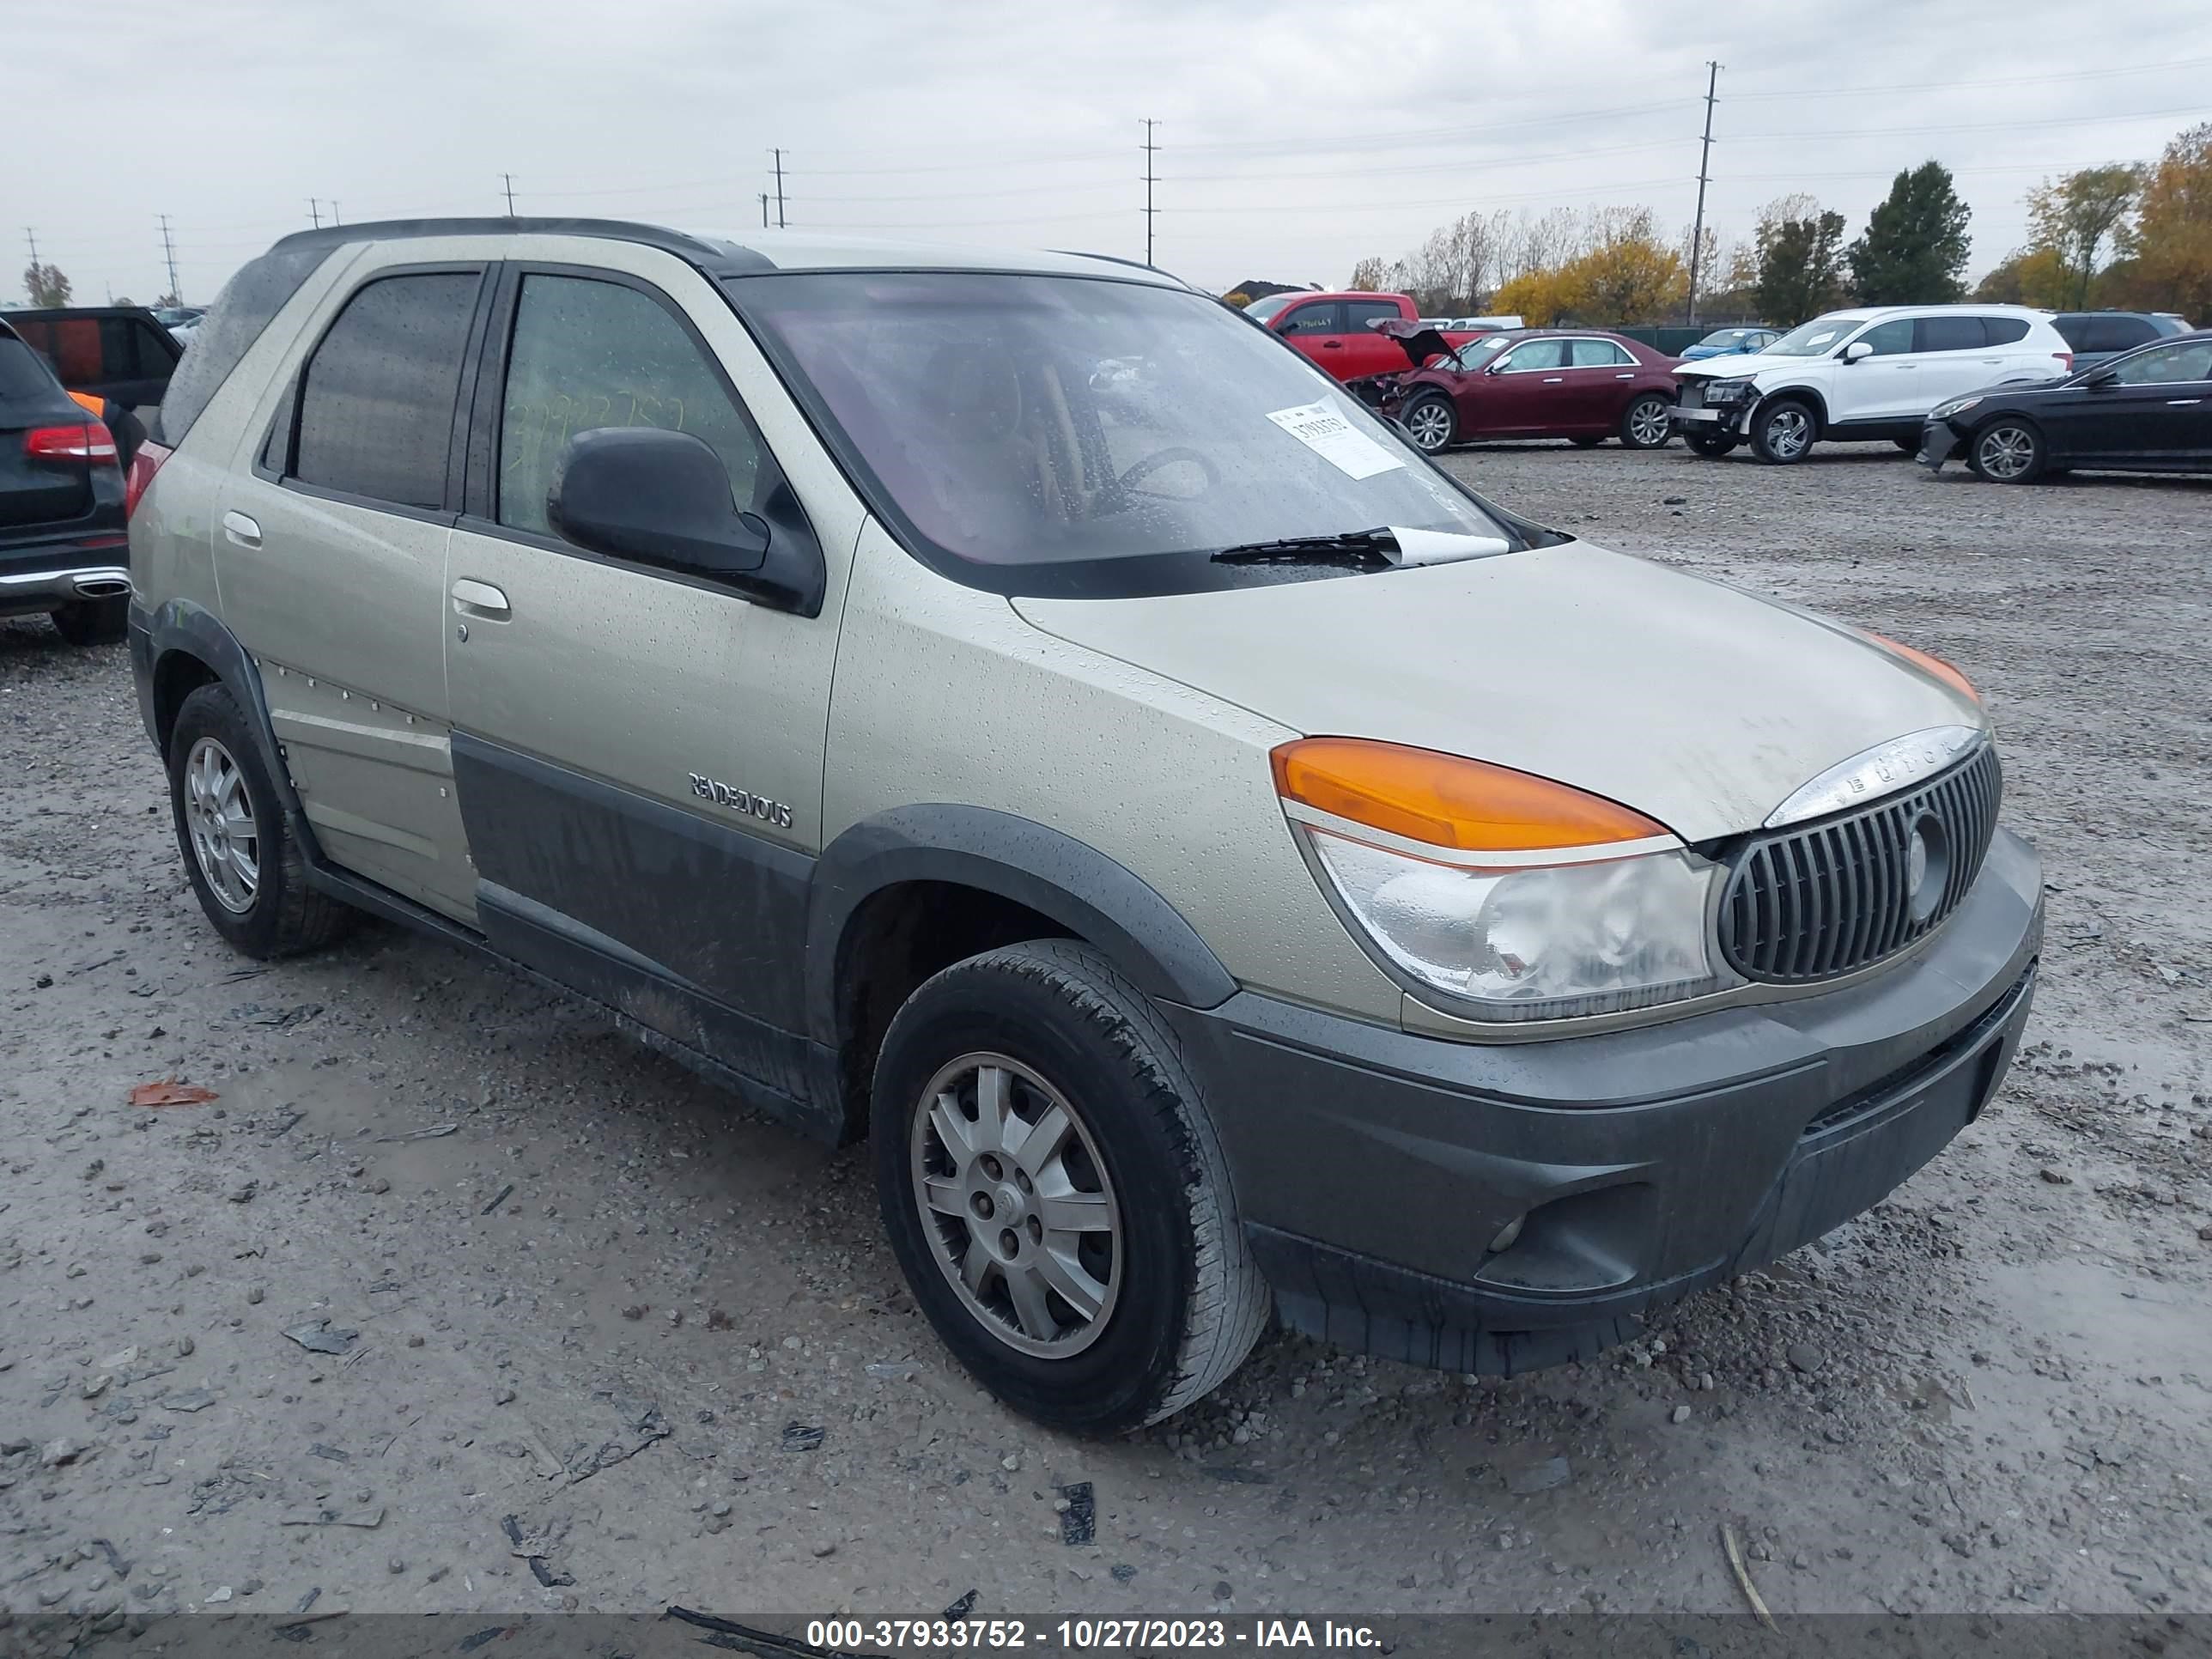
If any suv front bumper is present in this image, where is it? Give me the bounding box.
[1164,825,2042,1375]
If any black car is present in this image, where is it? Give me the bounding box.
[1917,328,2212,483]
[3,305,182,410]
[2051,309,2191,372]
[0,318,136,644]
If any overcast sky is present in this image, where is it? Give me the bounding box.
[9,0,2209,306]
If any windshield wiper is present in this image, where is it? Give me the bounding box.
[1209,529,1400,565]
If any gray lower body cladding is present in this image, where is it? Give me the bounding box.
[1164,826,2043,1375]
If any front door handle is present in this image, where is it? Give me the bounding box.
[1541,376,1564,383]
[450,578,510,617]
[2168,398,2203,406]
[222,511,262,549]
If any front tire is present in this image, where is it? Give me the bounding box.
[871,940,1268,1435]
[1966,419,2046,484]
[1619,392,1674,450]
[50,596,128,646]
[167,684,355,958]
[1893,436,1920,453]
[1401,392,1456,455]
[1569,435,1606,448]
[1750,398,1818,465]
[1686,428,1739,457]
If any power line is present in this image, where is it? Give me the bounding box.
[1141,118,1159,267]
[1728,52,2212,101]
[770,149,787,228]
[1687,60,1721,327]
[1730,103,2209,142]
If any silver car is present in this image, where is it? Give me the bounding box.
[128,219,2042,1432]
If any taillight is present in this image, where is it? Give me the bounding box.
[126,440,173,519]
[24,422,118,463]
[2053,350,2073,371]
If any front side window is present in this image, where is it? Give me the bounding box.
[728,271,1516,592]
[1856,319,1915,356]
[1763,314,1869,357]
[1498,339,1569,372]
[1275,303,1343,336]
[1568,339,1634,368]
[497,274,764,536]
[1452,336,1513,371]
[2108,340,2212,385]
[293,271,480,509]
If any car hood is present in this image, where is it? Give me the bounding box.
[1674,358,1769,382]
[1374,318,1456,368]
[1012,541,1983,844]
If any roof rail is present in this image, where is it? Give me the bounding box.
[264,216,772,276]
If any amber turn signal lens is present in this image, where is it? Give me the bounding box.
[1271,738,1668,853]
[1862,630,1980,705]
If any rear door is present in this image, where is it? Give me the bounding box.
[214,264,487,921]
[1338,298,1412,380]
[1913,314,2008,406]
[1560,337,1641,429]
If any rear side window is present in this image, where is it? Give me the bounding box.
[495,272,764,535]
[156,241,331,447]
[2086,316,2156,353]
[1915,316,1987,352]
[1568,338,1635,367]
[293,271,480,510]
[1982,318,2030,346]
[1342,300,1401,331]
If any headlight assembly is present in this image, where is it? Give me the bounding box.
[1273,738,1741,1021]
[1929,396,1982,421]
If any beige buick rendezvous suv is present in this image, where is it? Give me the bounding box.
[130,219,2042,1433]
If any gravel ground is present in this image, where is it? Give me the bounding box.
[1,439,2207,1641]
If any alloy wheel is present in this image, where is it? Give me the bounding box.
[1627,398,1670,447]
[908,1052,1121,1358]
[1406,400,1453,453]
[1975,425,2037,481]
[1763,405,1812,460]
[183,737,260,914]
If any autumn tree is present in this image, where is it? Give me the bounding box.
[2127,122,2212,319]
[1847,161,1972,305]
[1571,207,1684,323]
[22,261,71,307]
[1491,266,1580,326]
[2020,164,2144,308]
[1753,197,1849,324]
[1972,247,2070,308]
[1344,258,1388,292]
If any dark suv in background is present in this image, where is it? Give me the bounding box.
[0,318,137,643]
[2052,311,2191,372]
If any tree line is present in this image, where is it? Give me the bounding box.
[1333,121,2210,329]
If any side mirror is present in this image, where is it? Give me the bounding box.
[1842,340,1874,363]
[2082,368,2118,388]
[548,427,818,612]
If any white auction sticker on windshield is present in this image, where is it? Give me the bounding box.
[1264,400,1406,480]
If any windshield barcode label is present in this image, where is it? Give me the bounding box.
[1265,401,1407,480]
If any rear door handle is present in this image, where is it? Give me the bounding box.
[450,578,510,617]
[222,511,261,549]
[1616,372,1635,379]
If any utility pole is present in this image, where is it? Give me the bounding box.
[1140,118,1160,267]
[1686,60,1721,327]
[158,214,181,304]
[501,173,518,216]
[758,192,770,228]
[330,201,341,226]
[770,149,787,228]
[309,198,322,228]
[26,227,39,268]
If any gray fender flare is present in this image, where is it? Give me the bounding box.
[137,598,313,842]
[805,805,1237,1046]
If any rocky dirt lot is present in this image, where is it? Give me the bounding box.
[2,441,2207,1644]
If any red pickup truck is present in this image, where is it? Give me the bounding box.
[1242,290,1473,382]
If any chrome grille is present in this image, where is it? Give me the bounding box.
[1718,742,2002,983]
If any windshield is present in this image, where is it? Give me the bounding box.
[730,271,1515,590]
[1240,292,1304,323]
[1453,335,1514,369]
[1762,314,1868,357]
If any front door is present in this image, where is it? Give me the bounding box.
[1468,337,1572,434]
[441,258,845,1097]
[1826,317,1920,422]
[213,265,486,921]
[2089,338,2212,462]
[1270,301,1346,376]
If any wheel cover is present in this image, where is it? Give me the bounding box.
[1765,406,1811,459]
[909,1052,1122,1358]
[1977,425,2035,479]
[182,737,259,914]
[1407,400,1452,451]
[1627,398,1669,445]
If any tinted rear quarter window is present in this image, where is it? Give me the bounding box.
[292,271,480,510]
[156,242,332,446]
[1982,318,2029,346]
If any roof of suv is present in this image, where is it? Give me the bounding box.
[261,216,1182,285]
[1804,304,2056,324]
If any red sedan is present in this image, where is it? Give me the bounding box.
[1377,328,1681,453]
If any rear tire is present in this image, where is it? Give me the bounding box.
[1401,392,1456,455]
[871,939,1268,1434]
[1749,398,1818,465]
[1966,419,2046,484]
[1618,392,1674,450]
[50,596,128,647]
[167,684,356,959]
[1686,429,1739,458]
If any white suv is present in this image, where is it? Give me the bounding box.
[1673,305,2073,464]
